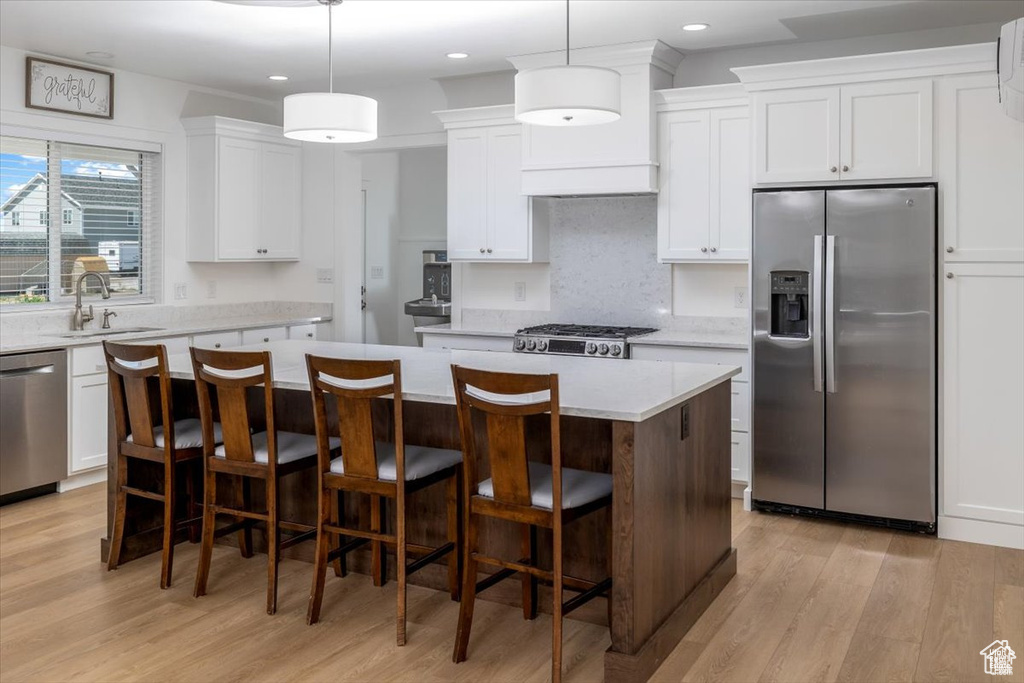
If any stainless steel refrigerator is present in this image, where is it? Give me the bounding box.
[751,185,936,530]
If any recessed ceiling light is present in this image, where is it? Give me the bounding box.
[268,75,289,81]
[86,51,115,59]
[682,23,710,32]
[446,52,470,60]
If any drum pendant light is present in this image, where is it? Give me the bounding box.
[514,0,620,126]
[283,0,377,143]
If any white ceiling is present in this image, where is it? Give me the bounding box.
[0,0,1018,100]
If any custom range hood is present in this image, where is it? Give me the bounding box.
[507,40,683,196]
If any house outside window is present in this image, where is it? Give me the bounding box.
[0,135,162,306]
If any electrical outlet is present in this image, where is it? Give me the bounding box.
[206,280,217,299]
[513,281,526,302]
[316,267,334,283]
[370,266,384,280]
[173,283,187,300]
[734,287,748,309]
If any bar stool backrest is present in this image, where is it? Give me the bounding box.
[450,365,560,511]
[103,340,172,450]
[189,347,273,464]
[305,355,401,480]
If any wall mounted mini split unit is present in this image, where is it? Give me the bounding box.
[998,18,1024,122]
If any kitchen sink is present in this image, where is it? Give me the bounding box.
[58,326,165,339]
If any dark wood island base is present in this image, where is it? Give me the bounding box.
[103,348,735,683]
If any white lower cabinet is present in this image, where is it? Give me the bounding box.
[288,324,318,340]
[629,344,750,487]
[241,326,287,345]
[941,263,1024,546]
[191,330,241,350]
[420,332,514,353]
[70,371,109,473]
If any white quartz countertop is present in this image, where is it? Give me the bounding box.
[168,339,739,423]
[413,323,516,338]
[0,314,332,355]
[629,329,749,350]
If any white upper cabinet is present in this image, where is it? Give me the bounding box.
[656,85,751,263]
[754,87,840,184]
[840,80,933,180]
[437,106,548,263]
[183,116,302,262]
[938,74,1024,263]
[751,81,931,184]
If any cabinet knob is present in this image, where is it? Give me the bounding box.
[710,247,718,253]
[700,247,708,253]
[262,337,269,343]
[946,272,954,279]
[214,343,222,348]
[842,165,849,172]
[946,246,954,253]
[486,248,493,254]
[479,247,485,254]
[306,333,313,338]
[830,166,838,173]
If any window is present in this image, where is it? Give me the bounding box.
[0,136,161,306]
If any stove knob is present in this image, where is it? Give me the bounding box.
[598,343,609,355]
[610,345,622,356]
[537,339,548,352]
[515,338,526,351]
[586,342,598,354]
[527,339,537,351]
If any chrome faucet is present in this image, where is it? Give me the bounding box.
[71,272,111,331]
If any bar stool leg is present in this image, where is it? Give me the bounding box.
[453,515,479,663]
[266,475,280,615]
[194,466,217,598]
[107,452,128,572]
[331,489,345,578]
[160,456,176,589]
[446,471,461,601]
[237,476,253,559]
[308,482,330,625]
[186,460,200,544]
[396,489,407,646]
[521,523,538,620]
[371,494,385,587]
[552,521,564,683]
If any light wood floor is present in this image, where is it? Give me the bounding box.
[0,484,1020,683]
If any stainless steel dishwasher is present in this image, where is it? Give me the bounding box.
[0,349,69,500]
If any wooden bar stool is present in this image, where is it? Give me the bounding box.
[305,354,463,646]
[450,365,613,683]
[190,347,329,615]
[105,340,219,589]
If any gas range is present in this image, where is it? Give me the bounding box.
[513,324,658,359]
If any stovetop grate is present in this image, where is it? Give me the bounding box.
[516,324,658,339]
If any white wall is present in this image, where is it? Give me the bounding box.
[672,264,747,318]
[361,151,400,345]
[0,44,299,308]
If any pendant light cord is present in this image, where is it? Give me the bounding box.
[328,1,334,94]
[565,0,570,66]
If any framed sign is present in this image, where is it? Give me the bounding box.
[25,57,114,119]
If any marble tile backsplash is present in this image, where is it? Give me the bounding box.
[461,196,747,335]
[0,301,331,338]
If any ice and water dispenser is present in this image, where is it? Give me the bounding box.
[770,271,809,338]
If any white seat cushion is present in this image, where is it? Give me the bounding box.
[329,442,462,482]
[127,418,222,449]
[478,461,612,510]
[214,431,338,465]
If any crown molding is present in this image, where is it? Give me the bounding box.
[731,43,996,91]
[655,83,749,111]
[507,40,684,76]
[180,115,298,145]
[433,104,516,129]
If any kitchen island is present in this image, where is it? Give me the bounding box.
[103,340,738,683]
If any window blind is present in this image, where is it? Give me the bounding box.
[0,135,161,306]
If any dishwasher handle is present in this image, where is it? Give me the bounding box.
[0,364,56,378]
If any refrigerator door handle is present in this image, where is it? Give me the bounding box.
[812,235,824,393]
[825,235,837,394]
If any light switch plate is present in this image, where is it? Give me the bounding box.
[173,283,187,300]
[206,280,217,299]
[514,282,526,302]
[370,266,384,280]
[316,268,334,284]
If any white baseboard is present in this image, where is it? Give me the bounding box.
[938,515,1024,549]
[58,468,106,492]
[743,485,752,512]
[731,481,747,499]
